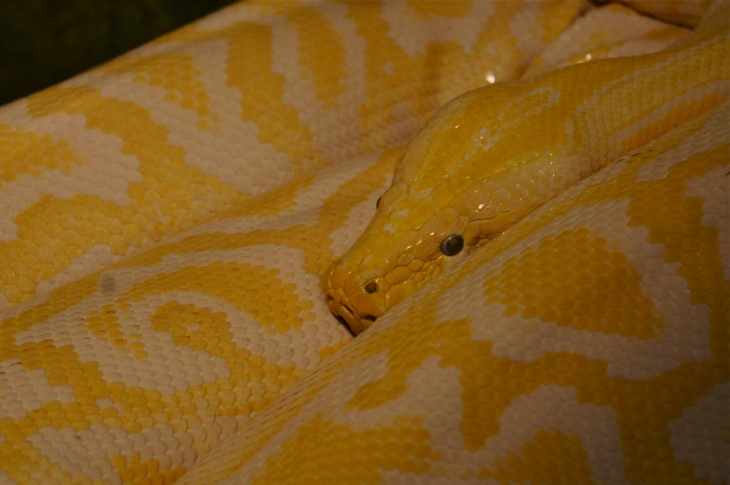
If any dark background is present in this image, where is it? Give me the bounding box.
[0,0,239,106]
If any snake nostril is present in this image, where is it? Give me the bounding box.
[362,315,376,323]
[365,281,377,293]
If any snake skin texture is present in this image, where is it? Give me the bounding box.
[0,1,727,484]
[322,1,729,334]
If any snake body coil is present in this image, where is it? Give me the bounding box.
[324,3,730,334]
[0,1,728,483]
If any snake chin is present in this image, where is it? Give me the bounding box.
[325,289,376,335]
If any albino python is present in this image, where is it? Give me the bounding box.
[0,1,727,484]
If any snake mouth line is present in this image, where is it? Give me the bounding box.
[326,292,364,334]
[325,289,382,335]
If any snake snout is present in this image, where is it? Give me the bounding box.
[324,291,361,334]
[323,263,387,334]
[324,286,384,335]
[322,234,393,334]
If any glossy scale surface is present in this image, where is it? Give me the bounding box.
[0,1,727,483]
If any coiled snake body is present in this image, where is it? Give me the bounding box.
[0,1,728,484]
[324,2,729,333]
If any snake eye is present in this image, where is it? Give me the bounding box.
[376,196,382,209]
[440,234,464,256]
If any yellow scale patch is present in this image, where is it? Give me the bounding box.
[346,0,583,154]
[184,110,728,484]
[0,87,247,307]
[0,124,87,189]
[479,429,597,485]
[619,94,728,154]
[161,16,328,175]
[483,228,664,338]
[105,52,220,131]
[149,301,302,405]
[127,262,314,332]
[249,415,438,484]
[345,123,728,484]
[0,143,398,483]
[290,7,348,111]
[0,0,585,310]
[0,1,727,484]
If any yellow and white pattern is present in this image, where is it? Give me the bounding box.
[0,1,727,484]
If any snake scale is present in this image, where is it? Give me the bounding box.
[0,0,728,484]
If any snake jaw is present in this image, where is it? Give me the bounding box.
[325,289,363,334]
[324,281,387,334]
[322,252,390,334]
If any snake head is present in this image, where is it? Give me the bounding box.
[323,93,493,334]
[324,83,568,334]
[323,180,479,334]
